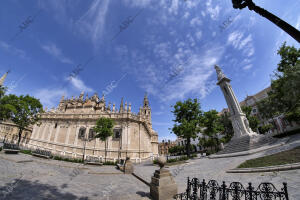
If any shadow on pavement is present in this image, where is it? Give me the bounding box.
[136,191,152,199]
[0,179,88,200]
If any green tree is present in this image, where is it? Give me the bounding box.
[0,94,43,145]
[0,86,11,121]
[93,117,114,162]
[202,110,224,151]
[242,105,260,131]
[258,124,273,134]
[257,43,300,122]
[170,98,203,158]
[0,85,6,99]
[219,111,234,143]
[169,146,180,155]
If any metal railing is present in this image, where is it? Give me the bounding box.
[174,177,289,200]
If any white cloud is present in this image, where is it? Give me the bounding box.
[190,17,202,27]
[239,35,252,49]
[206,0,220,20]
[227,32,255,58]
[227,31,244,49]
[195,31,202,40]
[35,88,67,109]
[183,12,190,19]
[76,0,110,46]
[295,15,300,30]
[41,43,73,64]
[68,77,94,93]
[122,0,152,8]
[243,64,252,70]
[0,41,29,60]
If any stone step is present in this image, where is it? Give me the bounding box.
[217,135,277,155]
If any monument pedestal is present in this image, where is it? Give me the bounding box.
[209,134,278,158]
[150,168,178,200]
[124,159,134,174]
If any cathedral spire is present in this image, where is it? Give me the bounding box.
[0,70,10,87]
[143,93,149,107]
[119,97,124,113]
[60,95,65,102]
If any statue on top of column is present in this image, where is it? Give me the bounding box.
[214,65,226,81]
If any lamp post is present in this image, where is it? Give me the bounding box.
[81,130,93,163]
[231,0,300,43]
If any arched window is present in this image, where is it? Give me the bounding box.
[78,127,86,139]
[113,129,121,139]
[89,128,96,140]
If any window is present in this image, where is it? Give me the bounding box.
[78,127,86,139]
[113,129,121,139]
[54,123,58,128]
[89,128,95,140]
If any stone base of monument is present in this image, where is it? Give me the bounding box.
[209,134,287,159]
[124,159,134,174]
[150,168,178,200]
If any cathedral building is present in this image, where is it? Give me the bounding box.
[27,92,159,162]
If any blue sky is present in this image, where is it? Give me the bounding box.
[0,0,299,141]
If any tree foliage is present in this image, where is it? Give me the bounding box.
[170,98,203,157]
[241,105,260,131]
[93,117,114,162]
[258,124,273,134]
[258,43,300,122]
[168,145,184,155]
[94,117,115,141]
[219,111,234,143]
[201,110,224,151]
[0,94,43,144]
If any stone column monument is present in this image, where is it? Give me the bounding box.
[215,65,257,139]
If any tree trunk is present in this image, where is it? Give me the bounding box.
[248,2,300,43]
[186,138,191,158]
[105,139,107,162]
[17,128,23,146]
[93,138,96,156]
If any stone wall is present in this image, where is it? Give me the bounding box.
[26,113,158,162]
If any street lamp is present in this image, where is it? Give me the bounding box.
[79,128,94,163]
[231,0,300,43]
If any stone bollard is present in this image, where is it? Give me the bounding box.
[219,142,224,150]
[124,156,134,174]
[150,156,178,200]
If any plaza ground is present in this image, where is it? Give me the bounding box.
[1,134,300,200]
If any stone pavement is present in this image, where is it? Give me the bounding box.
[0,153,151,200]
[134,134,300,199]
[1,134,300,199]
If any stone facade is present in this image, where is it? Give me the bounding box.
[0,120,32,145]
[27,93,159,162]
[158,140,176,155]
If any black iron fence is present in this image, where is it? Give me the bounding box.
[174,177,289,200]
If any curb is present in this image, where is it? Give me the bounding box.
[227,162,300,173]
